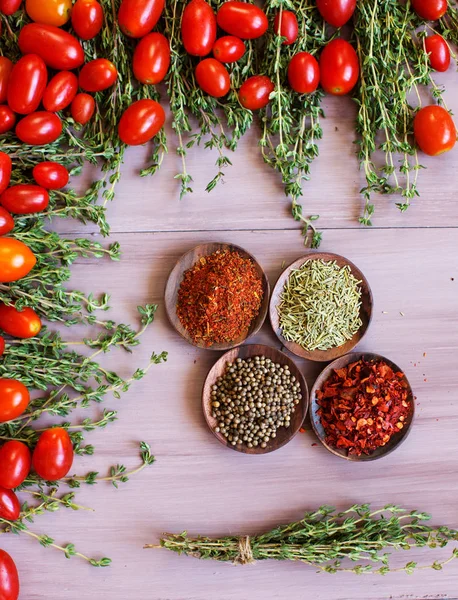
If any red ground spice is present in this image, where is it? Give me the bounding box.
[316,358,411,456]
[176,249,263,346]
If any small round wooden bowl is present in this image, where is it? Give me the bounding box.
[202,344,309,455]
[165,242,270,351]
[310,352,415,462]
[269,252,373,362]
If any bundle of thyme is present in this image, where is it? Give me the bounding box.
[150,504,458,574]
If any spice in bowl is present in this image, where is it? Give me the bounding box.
[277,259,362,351]
[316,358,412,456]
[210,356,302,449]
[177,249,263,347]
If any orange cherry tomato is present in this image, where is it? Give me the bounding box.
[79,58,117,92]
[0,208,14,236]
[71,93,95,125]
[133,32,170,84]
[0,107,16,135]
[0,238,36,282]
[32,427,74,481]
[288,52,320,94]
[0,549,19,600]
[0,304,42,338]
[181,0,216,57]
[274,10,298,45]
[118,0,165,38]
[18,24,85,71]
[0,0,22,15]
[0,441,32,489]
[195,58,230,97]
[425,35,450,72]
[7,54,48,115]
[212,36,245,63]
[25,0,72,26]
[238,75,274,110]
[33,162,69,190]
[316,0,356,28]
[16,112,62,145]
[0,153,12,196]
[217,1,268,39]
[0,185,49,215]
[43,72,78,112]
[71,0,104,40]
[320,38,359,95]
[0,57,14,105]
[414,105,456,156]
[0,486,20,521]
[0,379,29,423]
[118,99,165,145]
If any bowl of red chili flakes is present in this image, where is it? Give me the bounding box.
[310,353,415,461]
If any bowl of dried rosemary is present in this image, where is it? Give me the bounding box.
[269,252,373,362]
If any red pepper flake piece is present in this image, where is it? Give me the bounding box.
[316,358,412,456]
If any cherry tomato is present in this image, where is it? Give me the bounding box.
[118,99,165,145]
[0,549,19,600]
[274,10,298,45]
[0,185,49,215]
[0,153,12,196]
[0,441,31,489]
[411,0,447,20]
[181,0,216,57]
[195,58,230,97]
[79,58,117,92]
[18,24,84,71]
[26,0,72,26]
[0,304,42,338]
[213,36,245,63]
[33,162,69,190]
[238,75,274,110]
[288,52,320,94]
[0,487,20,521]
[43,72,78,113]
[217,2,268,39]
[133,32,170,84]
[316,0,356,28]
[118,0,165,38]
[0,238,36,282]
[0,379,29,423]
[425,35,450,72]
[0,336,4,355]
[16,112,62,146]
[32,427,74,481]
[71,93,95,125]
[320,39,359,95]
[0,107,16,135]
[7,54,47,115]
[0,57,14,105]
[71,0,103,40]
[0,0,22,15]
[0,208,14,236]
[414,105,456,156]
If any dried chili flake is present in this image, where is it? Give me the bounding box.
[176,249,263,347]
[316,358,412,456]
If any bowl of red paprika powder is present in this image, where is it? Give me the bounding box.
[310,353,415,461]
[165,242,270,350]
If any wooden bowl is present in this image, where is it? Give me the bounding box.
[269,252,373,362]
[310,352,415,461]
[165,242,270,351]
[202,344,309,454]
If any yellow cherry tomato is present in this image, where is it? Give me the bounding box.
[25,0,73,26]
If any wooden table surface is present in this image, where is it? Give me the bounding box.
[4,86,458,600]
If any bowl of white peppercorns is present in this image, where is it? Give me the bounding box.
[202,344,309,454]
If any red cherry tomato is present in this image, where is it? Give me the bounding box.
[71,0,104,40]
[238,75,274,110]
[0,153,12,196]
[320,38,359,95]
[411,0,447,20]
[425,35,450,72]
[0,549,19,600]
[18,24,85,71]
[32,427,74,480]
[25,0,72,26]
[274,10,298,45]
[71,93,95,125]
[16,112,62,146]
[79,58,118,92]
[0,379,29,423]
[0,185,49,215]
[0,208,14,236]
[0,107,16,135]
[43,72,78,112]
[133,32,170,84]
[0,238,36,282]
[316,0,356,28]
[414,105,456,156]
[213,36,245,63]
[33,162,69,190]
[7,54,48,115]
[118,0,165,38]
[118,99,165,145]
[288,52,320,94]
[195,58,230,97]
[0,441,32,489]
[0,304,42,338]
[0,0,22,15]
[0,487,20,521]
[0,336,4,355]
[0,57,14,105]
[217,1,268,39]
[181,0,216,57]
